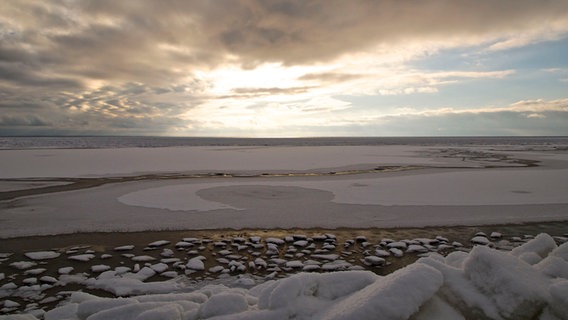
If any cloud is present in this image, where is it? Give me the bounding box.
[1,1,567,136]
[228,86,316,98]
[2,1,567,82]
[297,72,365,84]
[0,115,51,127]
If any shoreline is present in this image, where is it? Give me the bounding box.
[1,221,566,315]
[2,220,568,250]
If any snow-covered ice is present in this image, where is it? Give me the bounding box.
[0,145,449,179]
[114,245,135,251]
[23,252,60,261]
[9,261,37,270]
[1,145,567,237]
[67,254,95,262]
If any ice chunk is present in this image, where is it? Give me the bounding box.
[311,254,339,261]
[136,303,185,320]
[24,268,46,275]
[9,261,37,269]
[321,260,353,271]
[535,243,568,278]
[148,240,170,247]
[412,295,465,320]
[1,282,18,290]
[129,266,156,281]
[363,256,385,266]
[265,238,285,245]
[58,266,74,274]
[375,249,390,257]
[150,263,169,274]
[84,302,175,320]
[258,271,377,311]
[389,248,404,257]
[549,242,568,261]
[85,277,180,296]
[4,299,20,308]
[23,277,38,284]
[464,246,550,319]
[518,252,542,265]
[323,264,443,320]
[209,265,225,273]
[161,271,178,278]
[91,265,111,273]
[229,260,247,272]
[254,258,267,269]
[419,256,502,319]
[187,256,206,271]
[490,232,503,239]
[511,233,557,259]
[114,245,135,251]
[535,256,568,279]
[407,244,429,253]
[76,297,138,319]
[548,281,568,319]
[131,255,156,262]
[198,292,248,318]
[175,241,193,248]
[3,314,38,319]
[160,248,174,257]
[470,236,491,246]
[387,241,407,249]
[24,251,60,260]
[44,302,78,320]
[285,261,304,268]
[218,249,232,256]
[68,254,95,262]
[293,240,309,247]
[303,265,320,272]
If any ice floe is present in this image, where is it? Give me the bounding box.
[23,252,60,261]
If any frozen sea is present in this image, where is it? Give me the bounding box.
[1,136,568,319]
[2,135,568,149]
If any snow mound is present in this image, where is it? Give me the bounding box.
[10,234,568,320]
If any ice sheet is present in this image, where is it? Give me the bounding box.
[0,145,466,178]
[1,146,567,237]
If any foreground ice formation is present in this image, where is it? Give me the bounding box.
[4,233,567,320]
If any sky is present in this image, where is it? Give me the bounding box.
[1,0,568,137]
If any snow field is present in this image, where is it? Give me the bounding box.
[2,230,568,318]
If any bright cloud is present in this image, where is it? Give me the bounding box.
[1,0,567,136]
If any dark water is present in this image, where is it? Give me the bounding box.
[1,136,567,149]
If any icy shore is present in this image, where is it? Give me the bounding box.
[2,233,568,320]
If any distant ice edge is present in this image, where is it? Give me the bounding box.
[9,233,568,320]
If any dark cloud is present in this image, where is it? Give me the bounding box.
[0,62,81,89]
[0,115,51,127]
[3,0,567,84]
